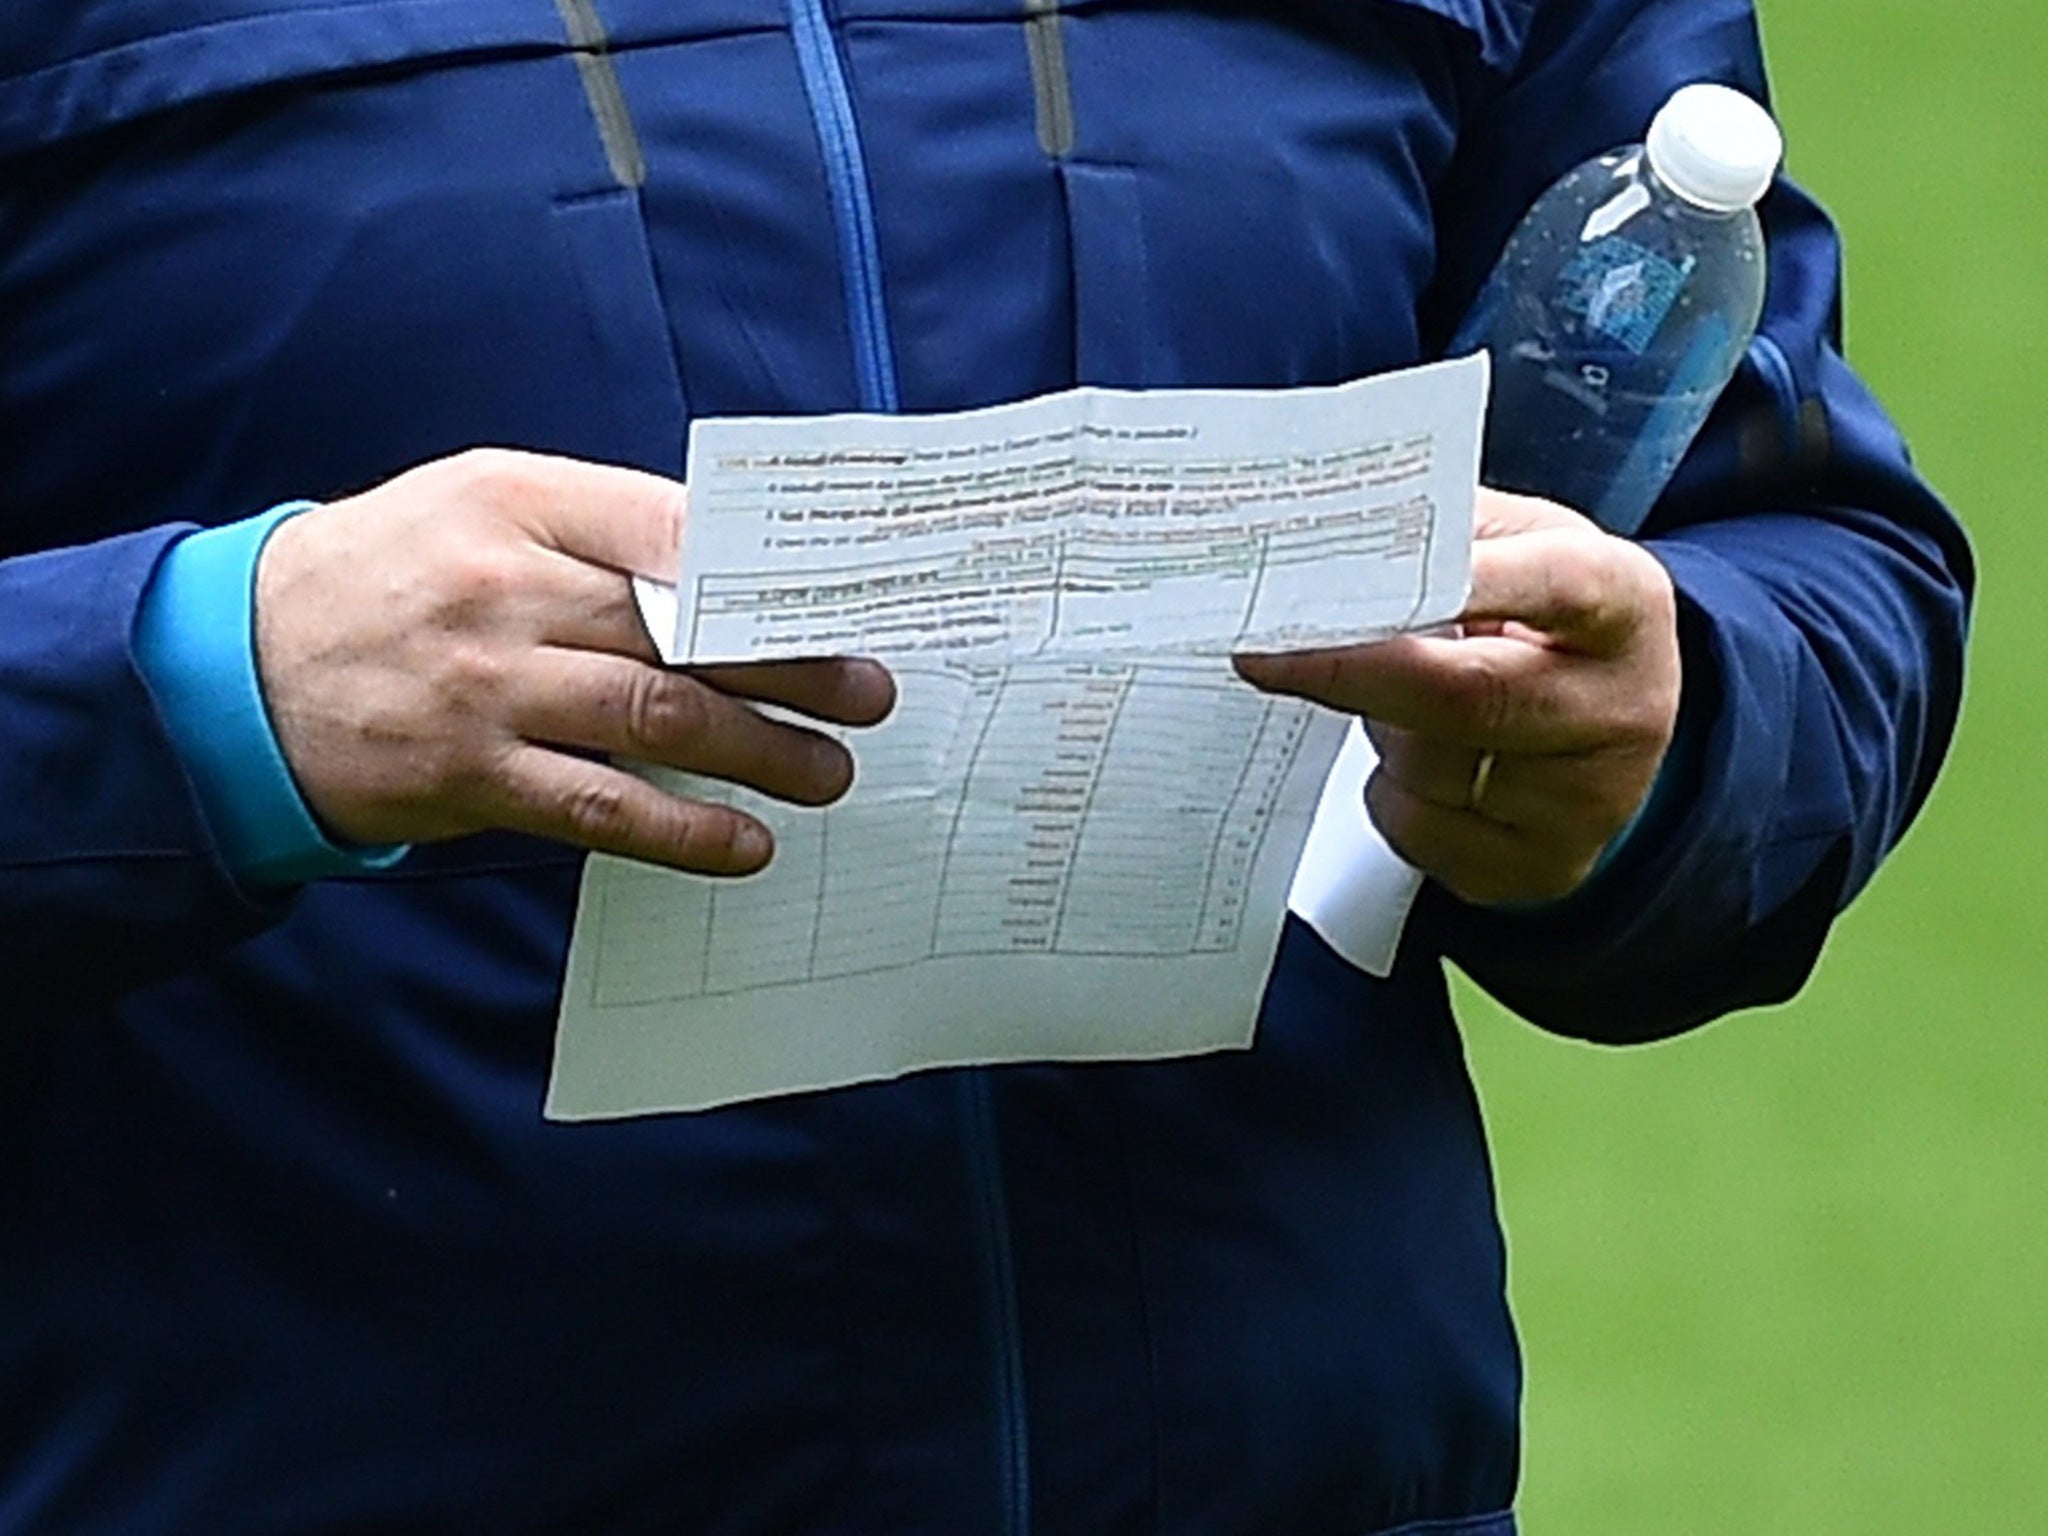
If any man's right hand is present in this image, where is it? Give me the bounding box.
[253,448,895,874]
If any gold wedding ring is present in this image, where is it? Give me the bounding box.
[1467,750,1498,814]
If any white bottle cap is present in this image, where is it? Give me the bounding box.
[1645,83,1783,213]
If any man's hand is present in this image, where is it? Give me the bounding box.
[254,449,895,874]
[1235,490,1681,907]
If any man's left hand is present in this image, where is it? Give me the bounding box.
[1235,490,1682,907]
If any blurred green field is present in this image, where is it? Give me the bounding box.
[1458,3,2048,1529]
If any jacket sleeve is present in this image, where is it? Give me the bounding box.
[0,526,292,1016]
[1408,0,1974,1041]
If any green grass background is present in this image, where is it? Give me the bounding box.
[1458,3,2047,1528]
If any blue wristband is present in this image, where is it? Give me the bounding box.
[134,502,410,888]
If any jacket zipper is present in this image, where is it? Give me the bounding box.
[785,0,901,412]
[780,6,1028,1528]
[959,1071,1032,1536]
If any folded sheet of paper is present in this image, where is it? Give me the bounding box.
[549,356,1485,1117]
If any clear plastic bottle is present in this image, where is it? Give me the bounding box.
[1451,83,1784,535]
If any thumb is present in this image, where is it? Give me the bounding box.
[507,453,688,581]
[1474,486,1597,542]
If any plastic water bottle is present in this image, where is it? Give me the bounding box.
[1451,83,1784,535]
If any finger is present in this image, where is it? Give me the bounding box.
[1474,487,1593,540]
[689,658,897,728]
[505,534,898,723]
[517,552,898,723]
[1242,635,1621,753]
[534,459,685,582]
[1366,772,1595,907]
[517,550,668,662]
[1366,721,1491,813]
[1369,721,1645,836]
[513,649,859,806]
[1462,527,1663,654]
[489,744,773,875]
[383,480,671,663]
[449,449,687,582]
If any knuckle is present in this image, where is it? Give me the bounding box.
[1590,538,1672,643]
[1644,569,1680,638]
[441,638,508,704]
[622,673,710,757]
[445,446,530,501]
[429,543,525,630]
[561,776,635,845]
[430,735,512,813]
[1601,655,1680,747]
[1583,534,1630,591]
[1592,545,1647,633]
[1618,695,1677,754]
[432,447,557,532]
[432,742,492,804]
[1448,647,1516,737]
[1561,552,1620,632]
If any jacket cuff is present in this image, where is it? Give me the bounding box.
[132,502,409,888]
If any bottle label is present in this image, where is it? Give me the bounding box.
[1591,312,1735,535]
[1556,237,1694,355]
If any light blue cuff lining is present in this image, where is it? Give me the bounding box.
[134,501,410,889]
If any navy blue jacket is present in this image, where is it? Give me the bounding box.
[0,2,1969,1532]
